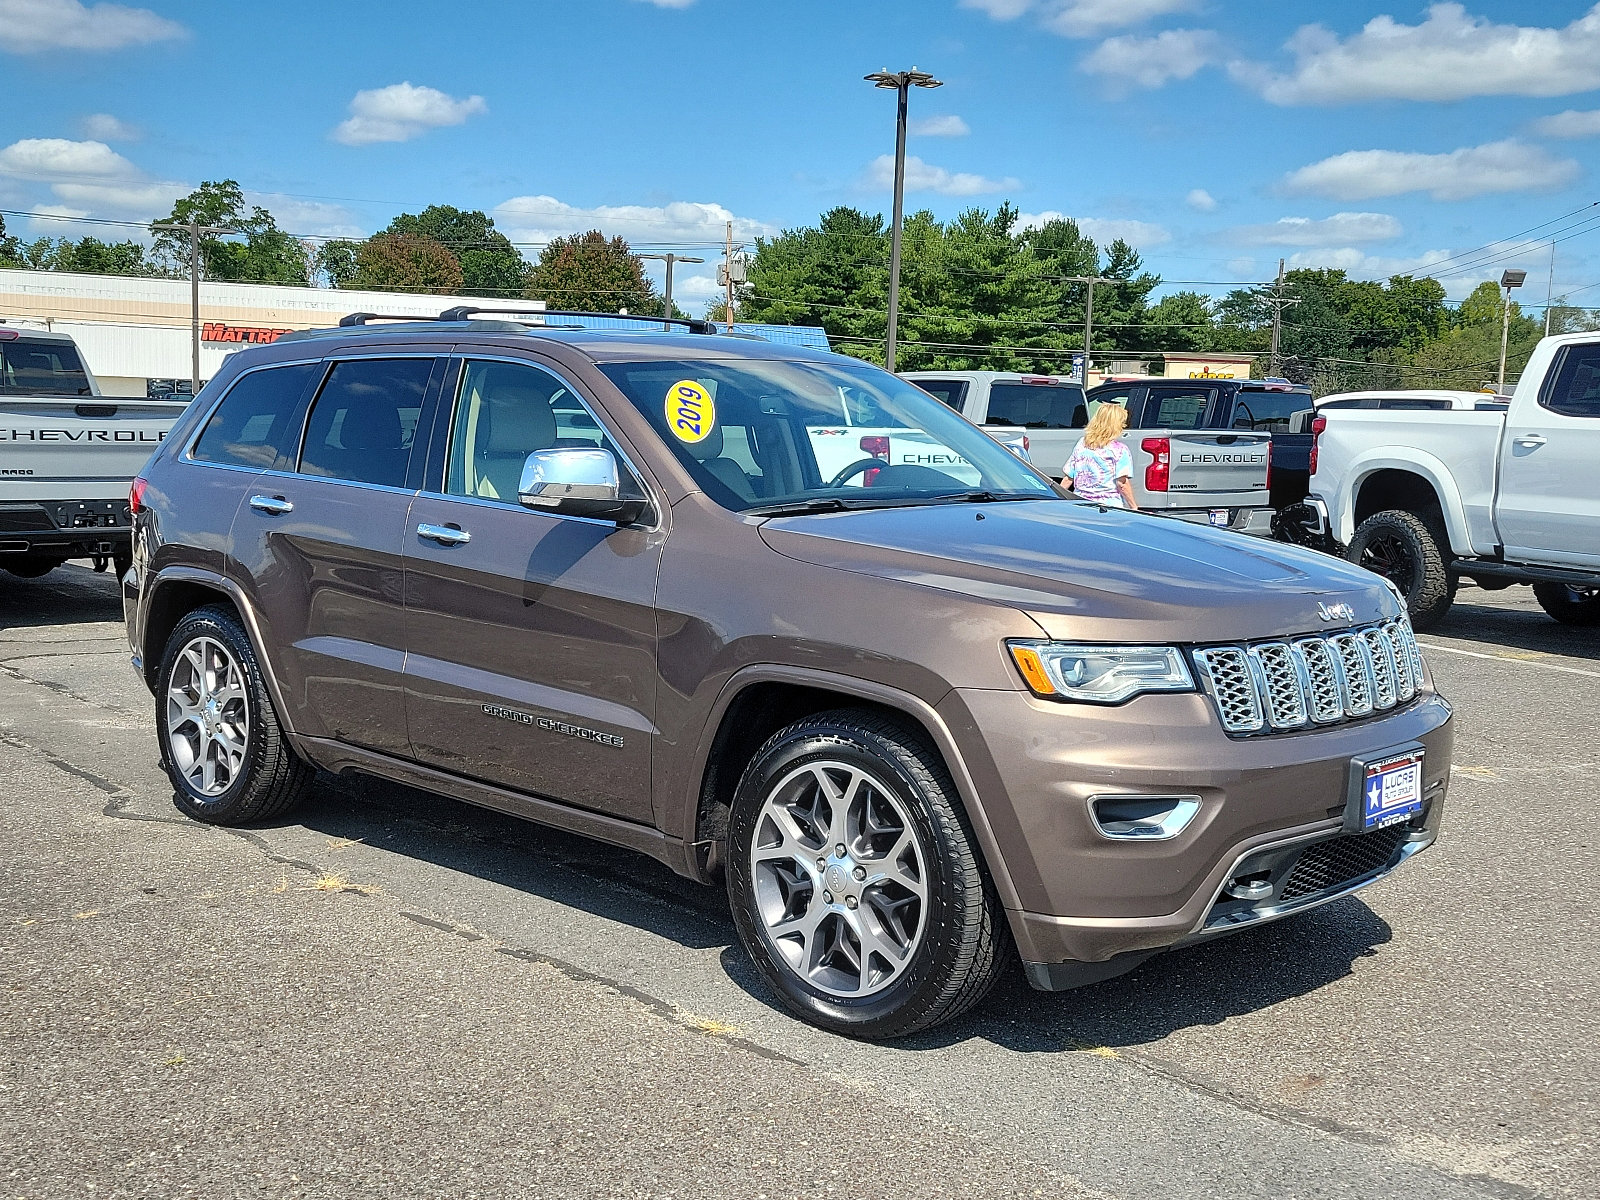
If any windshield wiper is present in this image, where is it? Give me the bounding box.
[746,495,936,517]
[927,490,1046,504]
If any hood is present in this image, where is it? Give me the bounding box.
[758,500,1401,643]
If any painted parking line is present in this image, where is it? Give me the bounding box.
[1418,639,1600,680]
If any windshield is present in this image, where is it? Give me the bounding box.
[0,337,92,396]
[599,356,1058,513]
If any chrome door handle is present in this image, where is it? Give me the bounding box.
[417,523,471,546]
[1513,434,1547,447]
[249,495,293,515]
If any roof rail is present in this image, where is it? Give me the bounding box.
[338,312,435,327]
[437,306,718,334]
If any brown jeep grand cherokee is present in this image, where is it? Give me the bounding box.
[123,311,1453,1039]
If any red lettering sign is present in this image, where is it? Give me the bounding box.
[201,323,294,345]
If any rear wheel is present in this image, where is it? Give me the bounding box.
[726,709,1007,1040]
[1348,509,1456,630]
[1532,582,1600,626]
[156,605,313,824]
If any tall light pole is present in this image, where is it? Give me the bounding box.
[153,219,238,395]
[1498,268,1526,393]
[865,66,942,373]
[637,252,704,329]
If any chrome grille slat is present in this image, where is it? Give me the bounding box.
[1199,619,1426,737]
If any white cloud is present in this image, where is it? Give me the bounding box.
[960,0,1199,37]
[1284,247,1463,289]
[250,195,366,240]
[1230,212,1403,247]
[1227,257,1257,277]
[1238,3,1600,106]
[1283,140,1580,202]
[1081,29,1220,93]
[332,82,487,146]
[492,195,776,248]
[910,114,971,137]
[1016,210,1171,247]
[863,154,1019,196]
[80,113,139,142]
[1185,188,1217,212]
[0,0,185,53]
[0,137,182,220]
[1533,109,1600,139]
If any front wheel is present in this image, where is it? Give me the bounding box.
[1348,509,1456,630]
[726,710,1007,1040]
[156,605,313,824]
[1532,582,1600,626]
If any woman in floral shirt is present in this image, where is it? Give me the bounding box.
[1062,403,1138,509]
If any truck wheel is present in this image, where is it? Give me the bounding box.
[2,555,63,579]
[726,709,1007,1040]
[156,605,313,825]
[1348,509,1456,630]
[1532,583,1600,626]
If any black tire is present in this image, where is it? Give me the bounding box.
[2,555,64,579]
[726,709,1007,1040]
[113,547,133,579]
[1532,582,1600,626]
[1348,509,1456,630]
[155,604,313,825]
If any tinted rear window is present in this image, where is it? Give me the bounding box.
[0,337,92,396]
[985,383,1087,429]
[191,363,316,469]
[298,358,431,488]
[1232,389,1312,432]
[1542,344,1600,418]
[1143,389,1212,429]
[911,379,968,410]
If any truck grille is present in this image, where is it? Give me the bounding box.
[1193,619,1423,736]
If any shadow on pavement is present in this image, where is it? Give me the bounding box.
[0,563,125,630]
[1430,590,1598,662]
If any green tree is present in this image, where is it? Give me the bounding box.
[0,214,21,268]
[383,205,527,297]
[525,230,661,314]
[150,180,310,286]
[350,233,464,294]
[1144,292,1214,353]
[314,240,361,288]
[13,234,156,276]
[1411,280,1542,390]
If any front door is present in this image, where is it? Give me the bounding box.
[229,355,437,755]
[1495,342,1600,567]
[402,357,663,823]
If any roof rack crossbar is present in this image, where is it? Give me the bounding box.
[437,306,717,334]
[338,312,436,327]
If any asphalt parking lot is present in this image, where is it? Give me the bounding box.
[1,566,1594,1200]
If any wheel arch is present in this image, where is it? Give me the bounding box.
[683,666,1022,911]
[1346,454,1467,551]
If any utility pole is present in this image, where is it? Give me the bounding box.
[1545,241,1556,337]
[1264,259,1300,378]
[1062,275,1114,383]
[152,219,237,395]
[725,221,734,332]
[865,67,942,372]
[637,252,704,329]
[1498,268,1527,393]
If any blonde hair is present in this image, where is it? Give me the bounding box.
[1081,402,1129,449]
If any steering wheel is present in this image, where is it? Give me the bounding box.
[828,457,886,487]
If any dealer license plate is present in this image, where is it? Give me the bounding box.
[1208,508,1230,527]
[1352,750,1423,831]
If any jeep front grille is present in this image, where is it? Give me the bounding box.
[1193,619,1424,736]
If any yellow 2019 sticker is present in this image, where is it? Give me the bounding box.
[665,380,715,444]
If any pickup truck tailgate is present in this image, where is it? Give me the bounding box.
[1164,432,1271,497]
[0,399,188,501]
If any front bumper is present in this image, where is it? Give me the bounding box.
[937,685,1454,985]
[0,499,131,559]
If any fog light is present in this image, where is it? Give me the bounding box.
[1089,795,1201,841]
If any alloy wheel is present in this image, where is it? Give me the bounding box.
[748,760,928,999]
[165,636,250,797]
[1360,530,1416,592]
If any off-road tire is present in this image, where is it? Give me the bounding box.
[726,709,1007,1040]
[156,604,313,824]
[1348,508,1456,630]
[1532,582,1600,626]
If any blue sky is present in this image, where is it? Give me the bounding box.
[2,0,1599,313]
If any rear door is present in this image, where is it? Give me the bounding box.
[1495,342,1600,566]
[228,354,439,756]
[401,354,663,823]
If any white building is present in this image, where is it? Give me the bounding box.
[0,268,537,396]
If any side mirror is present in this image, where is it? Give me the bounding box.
[518,448,647,524]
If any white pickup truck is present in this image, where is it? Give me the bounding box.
[904,370,1273,533]
[0,327,187,579]
[1305,331,1600,628]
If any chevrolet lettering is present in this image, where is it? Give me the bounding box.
[123,308,1453,1040]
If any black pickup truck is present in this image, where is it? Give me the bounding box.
[1086,376,1314,511]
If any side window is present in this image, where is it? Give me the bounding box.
[911,379,968,411]
[1317,399,1362,410]
[191,363,316,469]
[1542,345,1600,418]
[1085,387,1133,423]
[985,384,1087,429]
[446,360,632,503]
[1140,388,1213,429]
[298,358,431,488]
[1231,391,1310,432]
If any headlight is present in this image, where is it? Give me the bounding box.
[1007,641,1194,704]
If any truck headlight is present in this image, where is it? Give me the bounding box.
[1007,641,1194,704]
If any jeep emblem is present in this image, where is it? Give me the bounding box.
[1317,601,1356,623]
